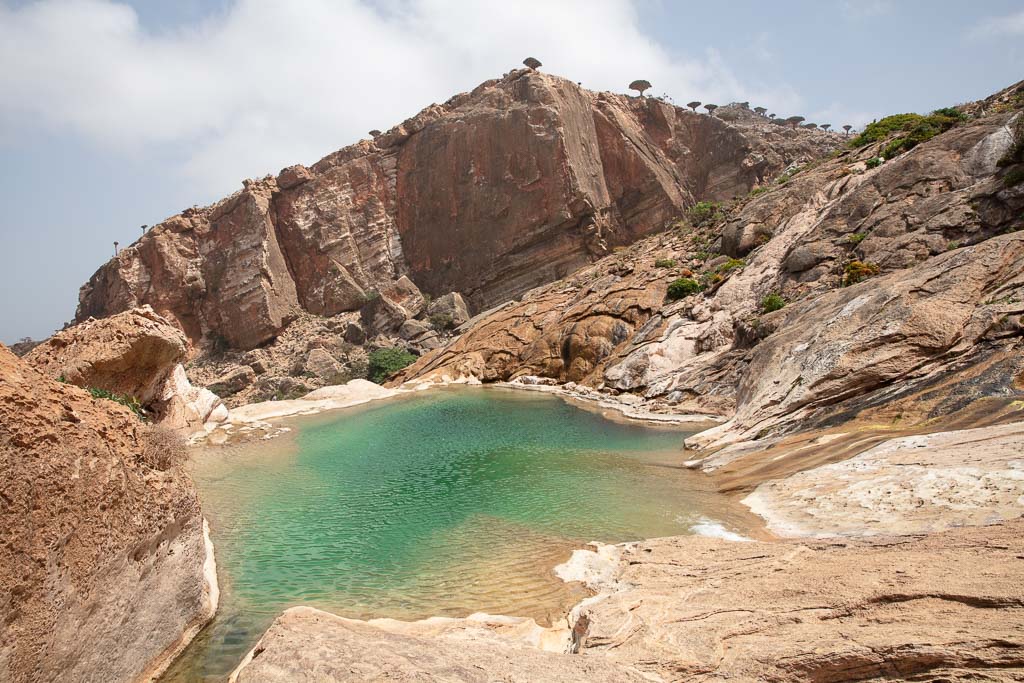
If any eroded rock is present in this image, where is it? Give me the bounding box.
[26,306,188,405]
[0,345,217,682]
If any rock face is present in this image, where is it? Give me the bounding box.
[23,306,225,434]
[230,521,1024,682]
[26,306,188,405]
[0,345,217,682]
[399,99,1024,454]
[229,607,645,683]
[574,520,1024,681]
[76,71,833,351]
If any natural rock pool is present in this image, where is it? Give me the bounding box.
[164,387,757,681]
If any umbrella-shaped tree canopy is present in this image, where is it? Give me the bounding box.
[523,57,542,70]
[687,101,701,112]
[629,79,652,96]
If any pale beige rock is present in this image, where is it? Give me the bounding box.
[25,305,188,405]
[0,346,217,683]
[228,607,645,683]
[576,520,1024,682]
[153,363,225,435]
[743,420,1024,537]
[229,521,1024,683]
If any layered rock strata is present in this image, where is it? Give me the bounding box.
[77,71,833,351]
[399,99,1024,455]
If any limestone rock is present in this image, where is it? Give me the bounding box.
[400,98,1024,445]
[688,231,1024,450]
[208,365,257,397]
[76,179,300,350]
[397,318,431,340]
[426,291,471,328]
[25,306,188,406]
[577,521,1024,681]
[154,364,226,435]
[304,347,344,380]
[230,521,1024,683]
[76,71,833,351]
[342,320,366,345]
[382,275,425,318]
[230,607,646,683]
[0,345,217,682]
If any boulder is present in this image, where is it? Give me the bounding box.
[304,348,344,380]
[207,365,256,397]
[383,276,426,318]
[25,306,188,406]
[0,345,217,682]
[398,318,432,340]
[154,364,227,434]
[343,320,366,345]
[426,292,471,328]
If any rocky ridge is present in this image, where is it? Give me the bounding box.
[76,70,834,353]
[0,345,217,682]
[398,85,1024,464]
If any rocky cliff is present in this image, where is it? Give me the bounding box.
[398,83,1024,459]
[0,345,217,682]
[76,70,834,351]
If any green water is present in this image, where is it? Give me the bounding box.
[165,387,753,681]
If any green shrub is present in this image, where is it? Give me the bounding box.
[367,348,417,384]
[666,278,702,300]
[851,110,964,153]
[429,312,455,331]
[1004,167,1024,188]
[88,387,145,418]
[749,186,769,197]
[865,157,883,169]
[717,258,745,273]
[843,261,881,286]
[700,271,724,287]
[858,111,965,159]
[998,117,1023,167]
[850,113,924,147]
[761,292,785,313]
[947,240,961,250]
[931,107,962,118]
[654,258,677,269]
[848,232,867,244]
[687,201,724,227]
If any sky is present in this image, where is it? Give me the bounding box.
[1,0,1022,343]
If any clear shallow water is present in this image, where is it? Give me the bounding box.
[164,387,755,681]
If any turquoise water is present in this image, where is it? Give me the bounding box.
[165,387,753,681]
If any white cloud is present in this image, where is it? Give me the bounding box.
[967,9,1024,40]
[0,0,807,197]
